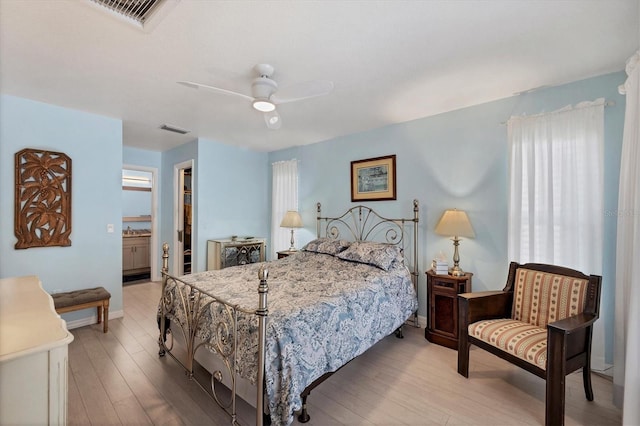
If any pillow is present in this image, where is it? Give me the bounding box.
[302,237,351,256]
[336,241,403,271]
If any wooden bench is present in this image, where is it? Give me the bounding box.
[52,287,111,333]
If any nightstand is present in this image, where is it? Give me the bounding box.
[425,269,472,349]
[277,250,298,259]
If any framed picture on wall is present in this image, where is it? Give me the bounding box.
[350,155,396,202]
[14,148,72,249]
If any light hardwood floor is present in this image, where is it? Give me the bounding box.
[68,281,621,425]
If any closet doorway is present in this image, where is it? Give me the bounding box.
[174,160,193,275]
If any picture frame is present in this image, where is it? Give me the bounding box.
[14,148,72,249]
[350,155,396,202]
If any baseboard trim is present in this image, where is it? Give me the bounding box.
[65,310,124,330]
[591,356,612,375]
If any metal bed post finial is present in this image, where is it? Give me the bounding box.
[256,265,269,426]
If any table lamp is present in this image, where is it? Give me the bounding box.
[280,211,303,251]
[435,209,475,276]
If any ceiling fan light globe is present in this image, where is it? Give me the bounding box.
[264,110,281,130]
[253,99,276,112]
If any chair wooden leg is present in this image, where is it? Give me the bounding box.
[457,337,470,377]
[583,366,594,401]
[457,298,470,377]
[583,330,594,401]
[546,330,566,426]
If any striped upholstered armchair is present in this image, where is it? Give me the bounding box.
[457,262,601,426]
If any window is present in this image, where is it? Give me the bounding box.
[507,99,604,273]
[271,160,299,258]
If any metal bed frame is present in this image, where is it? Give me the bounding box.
[157,200,420,425]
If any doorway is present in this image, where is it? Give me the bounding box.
[122,165,159,282]
[174,160,194,275]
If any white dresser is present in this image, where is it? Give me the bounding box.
[207,238,266,270]
[0,275,74,425]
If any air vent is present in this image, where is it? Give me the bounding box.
[160,124,190,135]
[87,0,178,30]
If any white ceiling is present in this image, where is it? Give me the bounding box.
[1,0,638,153]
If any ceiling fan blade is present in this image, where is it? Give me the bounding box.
[178,81,255,102]
[271,80,334,104]
[263,110,281,130]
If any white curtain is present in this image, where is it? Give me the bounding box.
[507,99,607,372]
[613,50,640,425]
[507,99,605,274]
[271,159,299,259]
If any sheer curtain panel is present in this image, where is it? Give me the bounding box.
[271,160,299,259]
[613,50,640,425]
[507,99,606,372]
[507,99,605,272]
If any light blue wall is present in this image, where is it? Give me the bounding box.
[123,146,162,169]
[0,95,123,320]
[159,138,269,273]
[195,139,270,267]
[269,71,626,364]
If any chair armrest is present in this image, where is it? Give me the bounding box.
[458,290,513,324]
[547,313,599,334]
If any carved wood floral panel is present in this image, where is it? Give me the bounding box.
[14,148,72,249]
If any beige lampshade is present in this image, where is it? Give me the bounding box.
[280,211,303,228]
[435,209,475,238]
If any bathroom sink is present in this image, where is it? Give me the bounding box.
[123,229,151,237]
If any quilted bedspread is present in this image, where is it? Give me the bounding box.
[164,250,417,426]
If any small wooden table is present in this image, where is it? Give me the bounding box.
[425,269,472,349]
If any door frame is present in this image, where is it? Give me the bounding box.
[122,164,160,282]
[173,159,194,275]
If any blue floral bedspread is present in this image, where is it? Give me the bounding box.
[164,250,417,426]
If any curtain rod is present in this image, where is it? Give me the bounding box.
[500,100,615,126]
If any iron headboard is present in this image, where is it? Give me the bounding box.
[316,199,420,326]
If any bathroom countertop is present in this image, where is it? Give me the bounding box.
[123,229,151,237]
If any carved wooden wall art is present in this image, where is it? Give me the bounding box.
[14,148,72,249]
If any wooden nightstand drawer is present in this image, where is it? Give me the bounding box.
[432,279,457,292]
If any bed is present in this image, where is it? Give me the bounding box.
[157,200,420,426]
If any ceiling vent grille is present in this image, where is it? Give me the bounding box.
[87,0,176,30]
[160,124,190,135]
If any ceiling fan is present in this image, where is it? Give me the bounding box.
[178,64,334,130]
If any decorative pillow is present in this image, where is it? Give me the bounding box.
[302,237,351,256]
[336,241,403,271]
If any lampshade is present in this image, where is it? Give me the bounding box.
[280,211,303,228]
[435,209,475,238]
